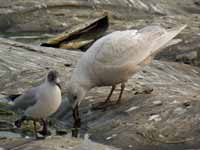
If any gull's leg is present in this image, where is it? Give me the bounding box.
[91,85,116,110]
[104,85,116,103]
[39,119,51,136]
[33,120,39,139]
[116,83,125,104]
[72,105,81,138]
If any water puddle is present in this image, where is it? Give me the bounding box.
[0,131,21,138]
[0,32,54,44]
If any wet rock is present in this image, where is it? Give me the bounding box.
[174,107,187,115]
[0,109,14,116]
[132,86,154,95]
[0,0,200,66]
[1,27,200,150]
[0,120,14,129]
[0,136,119,150]
[176,51,198,65]
[56,129,68,136]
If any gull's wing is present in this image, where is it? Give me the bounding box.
[90,25,186,66]
[11,87,38,111]
[72,25,186,84]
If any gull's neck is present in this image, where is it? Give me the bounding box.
[70,79,94,92]
[45,78,55,87]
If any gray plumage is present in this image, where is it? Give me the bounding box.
[11,70,62,119]
[11,87,38,111]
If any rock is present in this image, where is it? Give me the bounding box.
[176,51,197,64]
[183,101,191,108]
[1,1,200,148]
[152,100,163,106]
[174,107,187,115]
[1,39,200,149]
[0,0,200,66]
[125,106,140,113]
[134,87,154,95]
[0,136,119,150]
[56,129,68,136]
[148,114,162,122]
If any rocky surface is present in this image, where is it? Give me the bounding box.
[0,136,119,150]
[0,38,200,150]
[0,0,200,64]
[0,0,200,150]
[0,0,198,32]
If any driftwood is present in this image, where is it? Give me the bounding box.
[41,15,109,51]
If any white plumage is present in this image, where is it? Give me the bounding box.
[66,25,186,108]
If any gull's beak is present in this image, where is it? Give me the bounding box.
[56,78,61,89]
[72,100,78,110]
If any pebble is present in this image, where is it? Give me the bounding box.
[25,136,30,139]
[174,107,187,115]
[152,100,162,106]
[106,134,117,140]
[125,106,139,113]
[148,114,161,122]
[128,145,133,148]
[106,136,112,140]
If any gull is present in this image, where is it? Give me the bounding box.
[11,70,62,139]
[65,25,186,136]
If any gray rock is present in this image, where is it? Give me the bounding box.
[176,51,197,64]
[0,38,200,150]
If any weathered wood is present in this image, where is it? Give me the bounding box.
[41,15,109,51]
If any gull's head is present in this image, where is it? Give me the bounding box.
[66,81,87,109]
[47,70,61,88]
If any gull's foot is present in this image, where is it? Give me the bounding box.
[72,118,81,138]
[72,128,79,138]
[14,120,22,128]
[38,130,51,136]
[91,101,116,110]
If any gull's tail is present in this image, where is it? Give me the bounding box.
[150,24,187,56]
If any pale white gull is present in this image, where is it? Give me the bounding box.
[65,25,186,137]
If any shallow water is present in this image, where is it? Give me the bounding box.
[0,131,21,138]
[0,32,54,45]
